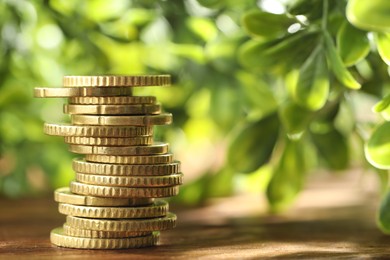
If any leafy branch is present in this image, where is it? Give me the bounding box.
[224,0,390,224]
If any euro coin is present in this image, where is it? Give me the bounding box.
[72,158,181,176]
[63,224,151,238]
[34,87,133,98]
[84,154,173,164]
[69,96,156,105]
[75,173,183,187]
[58,200,168,219]
[70,181,180,198]
[68,143,168,155]
[54,187,154,206]
[66,213,176,231]
[64,136,153,146]
[44,123,153,137]
[71,113,172,126]
[50,227,159,249]
[63,75,171,87]
[63,104,161,115]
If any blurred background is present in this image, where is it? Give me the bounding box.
[0,0,388,213]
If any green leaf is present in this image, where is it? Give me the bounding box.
[279,101,312,138]
[237,71,278,118]
[324,31,361,89]
[365,122,390,169]
[228,113,279,173]
[377,189,390,234]
[196,0,224,8]
[206,35,240,72]
[347,0,390,32]
[187,17,218,42]
[209,84,243,130]
[292,46,329,110]
[170,44,205,64]
[376,169,389,196]
[379,105,390,121]
[242,10,295,39]
[266,139,308,212]
[373,93,390,112]
[239,31,318,73]
[314,98,341,123]
[239,37,284,70]
[337,21,370,67]
[374,33,390,65]
[334,100,355,136]
[287,0,322,19]
[373,94,390,121]
[311,127,349,170]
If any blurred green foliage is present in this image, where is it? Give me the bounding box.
[1,0,390,234]
[0,0,256,199]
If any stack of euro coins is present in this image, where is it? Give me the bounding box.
[34,75,182,249]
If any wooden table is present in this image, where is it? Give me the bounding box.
[1,170,390,259]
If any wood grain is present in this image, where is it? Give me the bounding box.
[1,171,390,259]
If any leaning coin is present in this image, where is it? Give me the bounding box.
[63,75,171,87]
[34,87,133,98]
[75,173,183,187]
[44,123,153,137]
[63,104,161,115]
[70,181,180,198]
[68,143,168,155]
[71,114,172,126]
[54,187,154,206]
[72,158,181,176]
[69,96,156,105]
[66,213,176,231]
[50,227,159,249]
[58,200,168,219]
[63,224,151,238]
[64,136,153,146]
[84,154,173,164]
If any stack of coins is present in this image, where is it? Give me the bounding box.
[34,75,182,249]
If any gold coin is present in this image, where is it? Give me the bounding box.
[54,187,154,206]
[70,181,180,198]
[75,173,183,187]
[66,212,176,231]
[50,227,159,249]
[71,113,172,126]
[44,123,153,137]
[64,136,153,146]
[58,200,168,219]
[63,224,151,238]
[69,96,156,105]
[34,87,133,98]
[85,154,173,164]
[68,143,168,155]
[63,104,161,115]
[72,158,181,176]
[63,75,171,87]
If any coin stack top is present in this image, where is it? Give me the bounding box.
[34,75,182,249]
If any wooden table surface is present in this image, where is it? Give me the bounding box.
[1,170,390,259]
